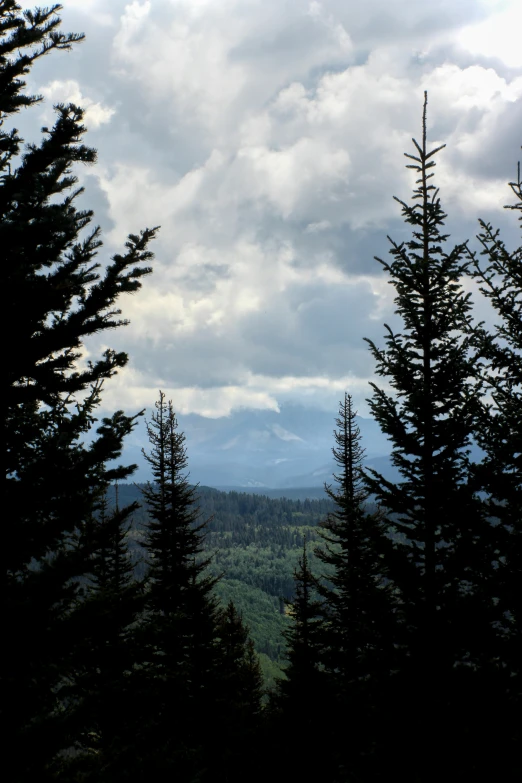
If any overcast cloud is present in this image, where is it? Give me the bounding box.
[16,0,522,421]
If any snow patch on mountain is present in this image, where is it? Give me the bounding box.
[269,424,304,442]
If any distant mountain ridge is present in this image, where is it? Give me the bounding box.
[117,401,485,490]
[120,401,394,487]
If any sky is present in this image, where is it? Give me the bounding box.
[15,0,522,429]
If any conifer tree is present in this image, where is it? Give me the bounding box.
[467,160,521,752]
[3,4,158,777]
[215,601,263,722]
[317,393,394,678]
[134,391,220,780]
[315,393,396,777]
[469,162,521,527]
[364,92,504,774]
[280,536,324,703]
[271,537,330,782]
[62,484,146,781]
[140,392,217,616]
[210,602,264,782]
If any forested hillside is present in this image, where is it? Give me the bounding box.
[110,482,337,684]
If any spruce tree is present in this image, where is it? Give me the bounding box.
[469,160,521,531]
[315,393,396,778]
[317,393,395,678]
[467,160,521,753]
[140,391,217,617]
[134,391,220,780]
[3,4,158,777]
[271,536,330,782]
[62,484,146,781]
[279,536,324,704]
[363,92,498,775]
[210,602,264,782]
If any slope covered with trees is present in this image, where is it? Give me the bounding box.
[107,480,336,682]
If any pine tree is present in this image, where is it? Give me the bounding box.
[467,159,522,755]
[62,484,146,781]
[314,393,397,778]
[140,391,217,619]
[135,397,264,783]
[363,93,497,775]
[3,4,158,777]
[210,602,264,782]
[280,536,324,704]
[214,601,263,721]
[134,391,220,780]
[317,393,395,677]
[469,161,521,523]
[271,537,330,782]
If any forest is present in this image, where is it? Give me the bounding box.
[4,3,521,782]
[109,482,339,685]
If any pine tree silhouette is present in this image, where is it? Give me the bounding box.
[467,158,522,765]
[3,4,158,776]
[210,601,264,782]
[133,391,219,780]
[364,92,495,776]
[315,393,397,778]
[270,536,329,782]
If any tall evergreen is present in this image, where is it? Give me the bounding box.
[363,93,498,774]
[469,160,521,529]
[315,393,396,778]
[467,160,521,744]
[62,483,146,781]
[3,4,158,778]
[140,391,217,617]
[134,391,220,780]
[211,602,264,782]
[279,535,325,703]
[135,393,264,782]
[270,536,330,782]
[317,393,395,678]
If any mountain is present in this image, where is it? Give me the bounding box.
[118,401,392,486]
[116,400,484,490]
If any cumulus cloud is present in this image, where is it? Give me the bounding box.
[14,0,522,423]
[39,79,116,129]
[457,3,522,68]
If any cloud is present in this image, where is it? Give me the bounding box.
[305,220,332,233]
[39,79,116,129]
[14,0,522,425]
[457,3,522,68]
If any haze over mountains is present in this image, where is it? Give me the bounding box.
[123,402,401,490]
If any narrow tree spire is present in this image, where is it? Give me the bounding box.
[270,535,329,782]
[132,391,220,780]
[363,91,501,776]
[314,394,396,778]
